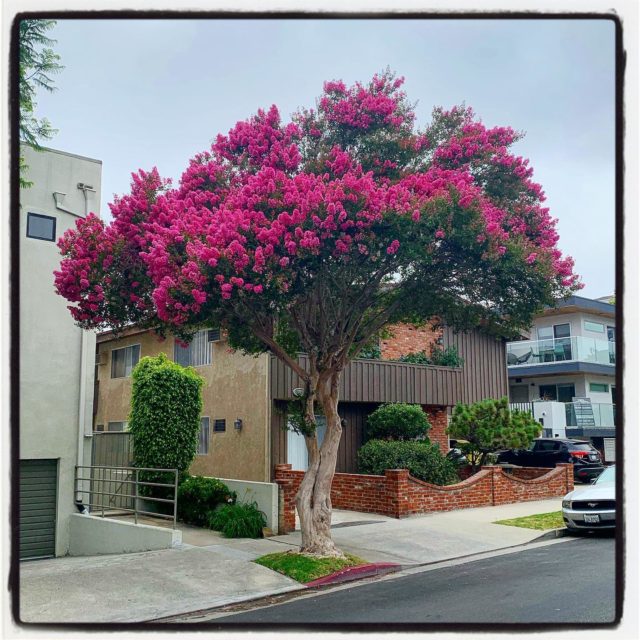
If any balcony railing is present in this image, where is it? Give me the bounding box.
[506,336,615,367]
[565,402,616,428]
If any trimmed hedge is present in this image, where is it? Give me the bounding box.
[358,439,459,486]
[129,353,204,474]
[366,403,431,441]
[177,476,236,527]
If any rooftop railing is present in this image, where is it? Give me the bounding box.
[506,336,615,367]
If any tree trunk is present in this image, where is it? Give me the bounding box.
[295,371,345,557]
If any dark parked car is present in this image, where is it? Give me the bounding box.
[496,438,604,483]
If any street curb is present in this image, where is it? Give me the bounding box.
[530,527,569,542]
[304,562,401,587]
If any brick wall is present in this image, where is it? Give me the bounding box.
[380,321,443,361]
[274,463,573,532]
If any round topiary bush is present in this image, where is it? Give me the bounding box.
[357,439,459,485]
[366,403,431,441]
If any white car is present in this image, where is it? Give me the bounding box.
[561,465,616,531]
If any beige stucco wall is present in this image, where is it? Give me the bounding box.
[95,332,271,482]
[20,145,102,556]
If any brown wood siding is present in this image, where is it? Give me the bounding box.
[441,327,509,405]
[270,401,379,479]
[269,329,507,406]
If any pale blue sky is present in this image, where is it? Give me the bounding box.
[34,18,616,298]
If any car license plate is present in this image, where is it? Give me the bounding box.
[584,514,600,524]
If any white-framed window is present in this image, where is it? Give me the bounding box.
[198,417,210,455]
[174,330,211,367]
[584,320,605,333]
[107,421,128,432]
[111,344,141,378]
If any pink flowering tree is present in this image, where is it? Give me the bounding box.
[55,71,579,556]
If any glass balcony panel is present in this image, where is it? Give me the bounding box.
[564,402,616,428]
[507,337,615,367]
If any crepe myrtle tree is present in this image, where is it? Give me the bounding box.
[55,70,579,557]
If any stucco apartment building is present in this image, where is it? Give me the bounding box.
[506,295,617,460]
[19,146,102,559]
[95,322,509,483]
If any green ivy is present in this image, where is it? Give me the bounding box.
[129,353,204,476]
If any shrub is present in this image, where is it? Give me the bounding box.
[357,439,459,485]
[429,345,464,367]
[209,501,267,538]
[177,476,236,527]
[366,403,431,441]
[129,353,204,473]
[447,397,541,471]
[398,345,464,367]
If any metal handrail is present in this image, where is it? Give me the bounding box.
[74,465,178,528]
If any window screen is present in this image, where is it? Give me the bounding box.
[111,344,141,378]
[198,417,210,455]
[107,421,127,431]
[26,213,56,241]
[174,330,211,367]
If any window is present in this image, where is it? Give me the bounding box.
[207,328,221,342]
[107,421,127,431]
[213,419,226,433]
[111,344,141,378]
[589,383,609,393]
[539,383,575,402]
[174,330,211,367]
[584,320,605,333]
[537,323,570,340]
[95,424,104,432]
[607,326,615,342]
[26,212,56,241]
[198,417,210,455]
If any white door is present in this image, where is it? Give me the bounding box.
[287,416,327,471]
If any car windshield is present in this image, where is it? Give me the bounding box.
[596,466,615,484]
[569,443,594,451]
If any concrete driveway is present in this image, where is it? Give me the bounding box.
[19,544,300,624]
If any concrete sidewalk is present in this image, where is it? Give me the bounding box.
[19,499,565,623]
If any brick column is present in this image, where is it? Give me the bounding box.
[384,469,410,518]
[424,406,449,453]
[274,464,296,533]
[556,462,574,493]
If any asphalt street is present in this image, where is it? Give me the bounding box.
[212,535,616,626]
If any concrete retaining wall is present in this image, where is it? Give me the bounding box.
[216,477,279,533]
[68,514,181,556]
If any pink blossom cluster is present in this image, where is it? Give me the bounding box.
[318,73,413,130]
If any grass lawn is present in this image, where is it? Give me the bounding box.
[254,551,366,583]
[493,511,565,530]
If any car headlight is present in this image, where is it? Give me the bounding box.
[562,500,572,509]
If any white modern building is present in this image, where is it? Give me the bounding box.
[19,145,101,559]
[507,295,617,461]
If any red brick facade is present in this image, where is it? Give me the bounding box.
[380,321,443,361]
[275,463,573,533]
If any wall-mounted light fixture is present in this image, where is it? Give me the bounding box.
[234,418,243,431]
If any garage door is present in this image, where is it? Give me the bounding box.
[20,459,57,560]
